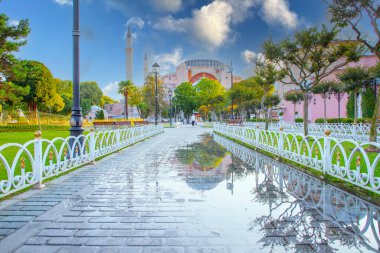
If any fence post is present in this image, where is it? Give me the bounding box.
[323,129,331,175]
[116,127,121,147]
[255,126,260,145]
[90,128,96,164]
[278,127,284,157]
[33,131,45,189]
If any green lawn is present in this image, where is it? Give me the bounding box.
[0,131,80,181]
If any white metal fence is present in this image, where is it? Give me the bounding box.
[0,125,164,198]
[213,123,380,194]
[244,122,380,142]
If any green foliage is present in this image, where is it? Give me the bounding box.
[54,79,72,115]
[173,82,197,119]
[95,110,105,120]
[346,93,355,118]
[229,77,263,112]
[361,88,376,118]
[315,118,373,124]
[13,60,63,112]
[295,118,304,123]
[311,81,334,97]
[100,95,117,108]
[118,80,136,97]
[284,90,303,104]
[0,82,29,108]
[142,74,166,117]
[263,94,280,108]
[195,78,226,117]
[0,11,30,79]
[339,67,370,92]
[80,81,103,116]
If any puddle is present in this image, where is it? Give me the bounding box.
[172,133,380,253]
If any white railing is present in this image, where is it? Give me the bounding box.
[243,122,380,142]
[213,123,380,194]
[0,125,164,198]
[214,134,380,252]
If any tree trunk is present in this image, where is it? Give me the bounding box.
[294,103,296,122]
[324,97,327,123]
[369,88,379,142]
[265,107,269,130]
[124,92,129,119]
[303,91,309,136]
[354,90,358,124]
[338,95,341,122]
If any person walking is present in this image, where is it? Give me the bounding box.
[191,114,196,126]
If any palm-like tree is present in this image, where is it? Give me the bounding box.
[118,80,135,119]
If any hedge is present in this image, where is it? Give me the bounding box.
[295,118,304,123]
[314,118,373,124]
[246,119,280,123]
[0,124,69,132]
[362,88,375,118]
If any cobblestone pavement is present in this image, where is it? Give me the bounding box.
[0,126,378,253]
[0,126,234,253]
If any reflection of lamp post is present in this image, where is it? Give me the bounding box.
[70,0,84,138]
[152,63,160,125]
[169,89,173,127]
[227,62,234,119]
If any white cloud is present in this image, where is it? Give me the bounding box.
[151,0,182,13]
[241,50,265,64]
[103,81,121,100]
[154,1,233,50]
[54,0,72,5]
[153,47,183,74]
[223,0,260,24]
[126,16,145,29]
[261,0,298,28]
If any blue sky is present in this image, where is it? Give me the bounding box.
[2,0,329,99]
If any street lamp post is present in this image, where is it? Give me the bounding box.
[226,61,234,120]
[168,89,173,127]
[153,63,160,125]
[70,0,84,138]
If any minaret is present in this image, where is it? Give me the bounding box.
[143,51,149,79]
[126,25,133,82]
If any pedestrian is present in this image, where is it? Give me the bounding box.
[191,114,196,126]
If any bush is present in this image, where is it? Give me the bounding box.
[247,119,279,123]
[346,93,355,118]
[295,118,304,123]
[361,88,375,118]
[314,118,372,124]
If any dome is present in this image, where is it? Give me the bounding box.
[185,174,225,191]
[91,105,102,111]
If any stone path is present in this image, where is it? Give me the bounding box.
[0,126,239,253]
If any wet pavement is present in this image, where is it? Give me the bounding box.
[0,126,379,253]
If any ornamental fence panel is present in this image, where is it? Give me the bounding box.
[0,125,164,198]
[243,122,380,142]
[213,123,380,194]
[213,134,380,252]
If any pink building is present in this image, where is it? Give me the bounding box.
[276,55,379,122]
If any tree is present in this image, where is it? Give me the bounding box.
[284,90,304,122]
[254,59,283,130]
[195,78,226,121]
[330,81,346,121]
[128,87,149,118]
[338,67,370,123]
[0,10,30,80]
[54,79,72,115]
[173,82,197,121]
[13,60,63,113]
[100,95,118,108]
[326,0,380,141]
[118,80,136,119]
[263,94,281,122]
[80,81,103,116]
[229,77,264,120]
[311,81,334,122]
[263,25,364,136]
[0,82,29,109]
[142,74,166,119]
[95,109,105,120]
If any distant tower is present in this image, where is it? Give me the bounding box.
[143,51,149,80]
[126,25,133,82]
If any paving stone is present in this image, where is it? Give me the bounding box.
[86,238,126,246]
[14,245,60,253]
[126,238,163,246]
[97,247,143,253]
[142,247,185,253]
[38,229,76,237]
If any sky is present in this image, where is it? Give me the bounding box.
[2,0,330,99]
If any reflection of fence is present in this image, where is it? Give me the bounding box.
[213,123,380,194]
[214,134,380,252]
[0,125,164,198]
[244,122,380,142]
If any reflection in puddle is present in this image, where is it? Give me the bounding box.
[175,134,380,252]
